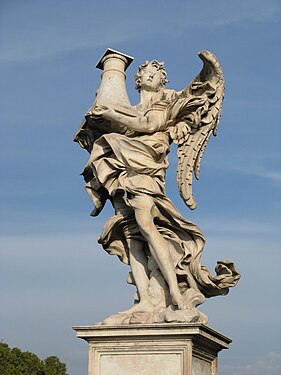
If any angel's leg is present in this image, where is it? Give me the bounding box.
[129,239,149,301]
[119,238,155,314]
[111,194,154,313]
[131,195,187,309]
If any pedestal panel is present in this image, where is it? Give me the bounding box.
[73,323,231,375]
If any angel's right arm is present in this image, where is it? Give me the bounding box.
[101,108,165,134]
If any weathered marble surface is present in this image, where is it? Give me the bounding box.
[73,323,231,375]
[74,48,240,325]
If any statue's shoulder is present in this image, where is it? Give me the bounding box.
[160,89,179,102]
[149,89,178,111]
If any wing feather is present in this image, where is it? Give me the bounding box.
[173,51,225,209]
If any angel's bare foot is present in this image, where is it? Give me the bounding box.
[102,312,130,325]
[101,299,156,325]
[119,298,155,315]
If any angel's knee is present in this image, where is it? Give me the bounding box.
[135,210,155,238]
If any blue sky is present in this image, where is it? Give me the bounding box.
[0,0,280,374]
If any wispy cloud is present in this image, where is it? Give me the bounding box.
[209,0,281,26]
[251,170,281,184]
[200,218,280,235]
[208,152,281,186]
[221,353,281,375]
[230,165,281,185]
[1,0,280,63]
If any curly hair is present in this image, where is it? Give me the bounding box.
[135,60,169,92]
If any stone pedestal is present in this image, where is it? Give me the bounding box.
[73,323,231,375]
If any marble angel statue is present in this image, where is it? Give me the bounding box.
[74,49,240,325]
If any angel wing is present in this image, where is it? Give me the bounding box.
[168,50,225,210]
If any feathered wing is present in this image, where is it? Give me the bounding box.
[169,50,225,209]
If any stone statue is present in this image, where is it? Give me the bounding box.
[74,48,240,325]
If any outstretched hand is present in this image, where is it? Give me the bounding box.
[90,104,116,120]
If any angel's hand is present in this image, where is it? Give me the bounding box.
[169,121,191,145]
[90,105,116,120]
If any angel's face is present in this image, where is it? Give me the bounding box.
[140,64,162,92]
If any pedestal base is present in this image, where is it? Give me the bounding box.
[73,323,231,375]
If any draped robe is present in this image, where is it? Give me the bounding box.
[82,89,240,298]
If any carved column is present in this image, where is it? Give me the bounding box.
[95,48,134,107]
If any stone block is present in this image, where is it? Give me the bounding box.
[73,323,231,375]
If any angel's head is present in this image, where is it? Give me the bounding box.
[135,60,168,93]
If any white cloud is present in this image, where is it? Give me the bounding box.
[208,152,281,186]
[228,165,281,185]
[200,218,280,235]
[210,0,281,26]
[1,0,280,62]
[221,353,281,375]
[252,170,281,184]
